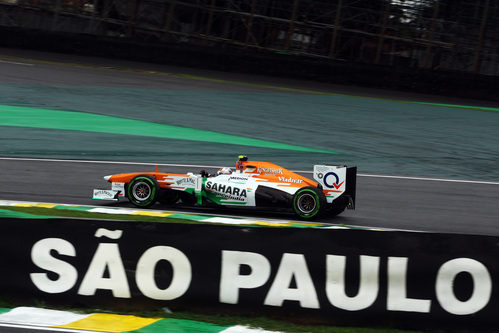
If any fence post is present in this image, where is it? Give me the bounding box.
[51,0,62,31]
[473,0,490,74]
[329,0,343,58]
[423,1,439,69]
[205,0,215,36]
[126,0,137,37]
[285,0,299,50]
[244,0,256,47]
[375,1,390,64]
[163,0,176,42]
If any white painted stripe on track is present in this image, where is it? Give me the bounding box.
[203,217,255,224]
[0,156,224,169]
[354,173,499,185]
[0,59,34,66]
[220,325,283,333]
[0,323,105,333]
[1,157,498,185]
[89,207,138,215]
[0,307,89,326]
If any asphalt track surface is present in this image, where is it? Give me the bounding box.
[1,157,499,236]
[0,48,498,237]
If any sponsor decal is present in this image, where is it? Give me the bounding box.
[229,176,249,182]
[323,172,344,190]
[278,176,303,184]
[111,182,125,192]
[93,190,117,199]
[94,190,114,198]
[176,177,195,186]
[205,181,247,201]
[257,167,283,175]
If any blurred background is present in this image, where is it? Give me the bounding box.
[1,0,498,99]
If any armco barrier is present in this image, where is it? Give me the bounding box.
[0,216,498,330]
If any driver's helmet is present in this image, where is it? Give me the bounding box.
[217,167,233,175]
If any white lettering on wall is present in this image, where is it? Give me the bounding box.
[387,257,431,313]
[136,246,192,300]
[436,258,492,315]
[30,238,78,294]
[264,253,319,309]
[77,243,130,298]
[326,255,380,311]
[219,250,271,304]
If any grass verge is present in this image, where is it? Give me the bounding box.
[0,297,420,333]
[0,205,225,225]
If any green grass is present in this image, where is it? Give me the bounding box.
[0,296,420,333]
[128,309,418,333]
[0,205,224,225]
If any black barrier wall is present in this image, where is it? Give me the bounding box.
[0,217,498,329]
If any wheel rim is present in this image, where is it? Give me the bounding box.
[132,181,151,202]
[297,193,317,214]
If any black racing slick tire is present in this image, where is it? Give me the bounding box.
[328,196,348,216]
[292,186,326,219]
[126,175,159,208]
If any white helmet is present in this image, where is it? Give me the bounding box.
[217,167,232,175]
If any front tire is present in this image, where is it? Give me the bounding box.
[292,187,325,219]
[127,175,159,208]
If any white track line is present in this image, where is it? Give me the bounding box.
[0,156,223,169]
[354,173,499,185]
[0,59,34,66]
[0,323,104,333]
[1,156,498,185]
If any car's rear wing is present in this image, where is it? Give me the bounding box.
[313,165,357,209]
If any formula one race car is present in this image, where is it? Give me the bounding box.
[93,156,356,219]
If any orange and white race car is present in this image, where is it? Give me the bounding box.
[93,156,356,219]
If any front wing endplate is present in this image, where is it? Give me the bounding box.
[93,189,120,201]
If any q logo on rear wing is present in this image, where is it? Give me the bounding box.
[323,172,344,189]
[313,165,347,192]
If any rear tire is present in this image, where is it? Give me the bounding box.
[292,187,325,219]
[127,175,159,208]
[328,196,348,216]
